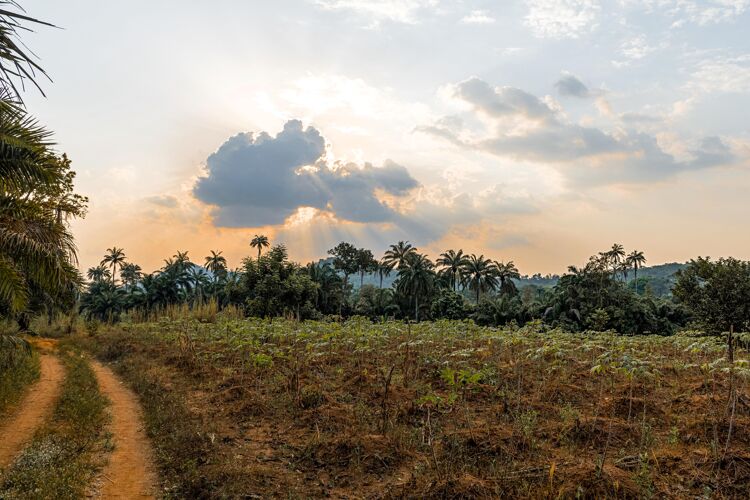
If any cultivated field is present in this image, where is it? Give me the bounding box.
[76,317,750,498]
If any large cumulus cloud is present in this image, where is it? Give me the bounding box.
[193,120,419,227]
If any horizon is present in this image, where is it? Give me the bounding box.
[21,1,750,275]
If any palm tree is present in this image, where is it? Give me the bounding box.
[382,241,417,270]
[86,265,110,283]
[0,3,54,102]
[119,263,142,290]
[306,262,342,312]
[607,243,626,280]
[204,250,227,281]
[0,102,81,316]
[396,253,435,321]
[377,260,395,289]
[627,250,647,294]
[462,254,499,304]
[173,250,191,269]
[437,249,468,291]
[187,266,210,304]
[101,247,126,285]
[250,234,270,261]
[494,260,521,295]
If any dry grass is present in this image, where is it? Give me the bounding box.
[78,318,750,498]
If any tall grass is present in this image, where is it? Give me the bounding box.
[128,299,243,324]
[0,341,38,417]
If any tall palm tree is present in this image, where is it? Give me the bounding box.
[607,243,626,280]
[382,241,417,270]
[627,250,647,294]
[494,260,521,295]
[396,253,435,321]
[250,234,270,261]
[0,101,80,315]
[437,249,468,291]
[377,260,395,289]
[101,247,126,285]
[119,263,142,290]
[204,250,227,281]
[462,254,499,304]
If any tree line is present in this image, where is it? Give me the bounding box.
[76,237,722,336]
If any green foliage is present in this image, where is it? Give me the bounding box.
[0,344,38,416]
[543,249,687,334]
[673,256,750,334]
[354,285,399,320]
[396,253,436,321]
[242,244,318,319]
[430,289,470,320]
[0,103,86,320]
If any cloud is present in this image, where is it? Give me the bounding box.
[311,0,439,24]
[193,120,419,227]
[524,0,600,39]
[687,54,750,94]
[461,10,495,24]
[420,77,736,185]
[555,74,592,98]
[612,34,660,67]
[145,195,179,208]
[453,77,557,122]
[659,0,749,25]
[620,112,662,124]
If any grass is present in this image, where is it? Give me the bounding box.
[0,345,110,499]
[78,317,750,498]
[0,338,39,418]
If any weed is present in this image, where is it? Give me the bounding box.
[0,348,38,417]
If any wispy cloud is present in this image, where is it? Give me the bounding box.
[461,10,495,24]
[524,0,600,39]
[312,0,439,25]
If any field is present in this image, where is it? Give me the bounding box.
[75,317,750,499]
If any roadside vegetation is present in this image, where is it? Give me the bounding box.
[0,346,109,499]
[0,335,38,417]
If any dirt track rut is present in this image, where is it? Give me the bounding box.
[91,361,158,499]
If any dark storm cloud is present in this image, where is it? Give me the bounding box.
[193,120,419,227]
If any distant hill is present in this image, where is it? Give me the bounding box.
[631,262,686,297]
[513,262,687,298]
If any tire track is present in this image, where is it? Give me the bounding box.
[91,361,158,499]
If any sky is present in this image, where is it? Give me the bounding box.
[22,0,750,275]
